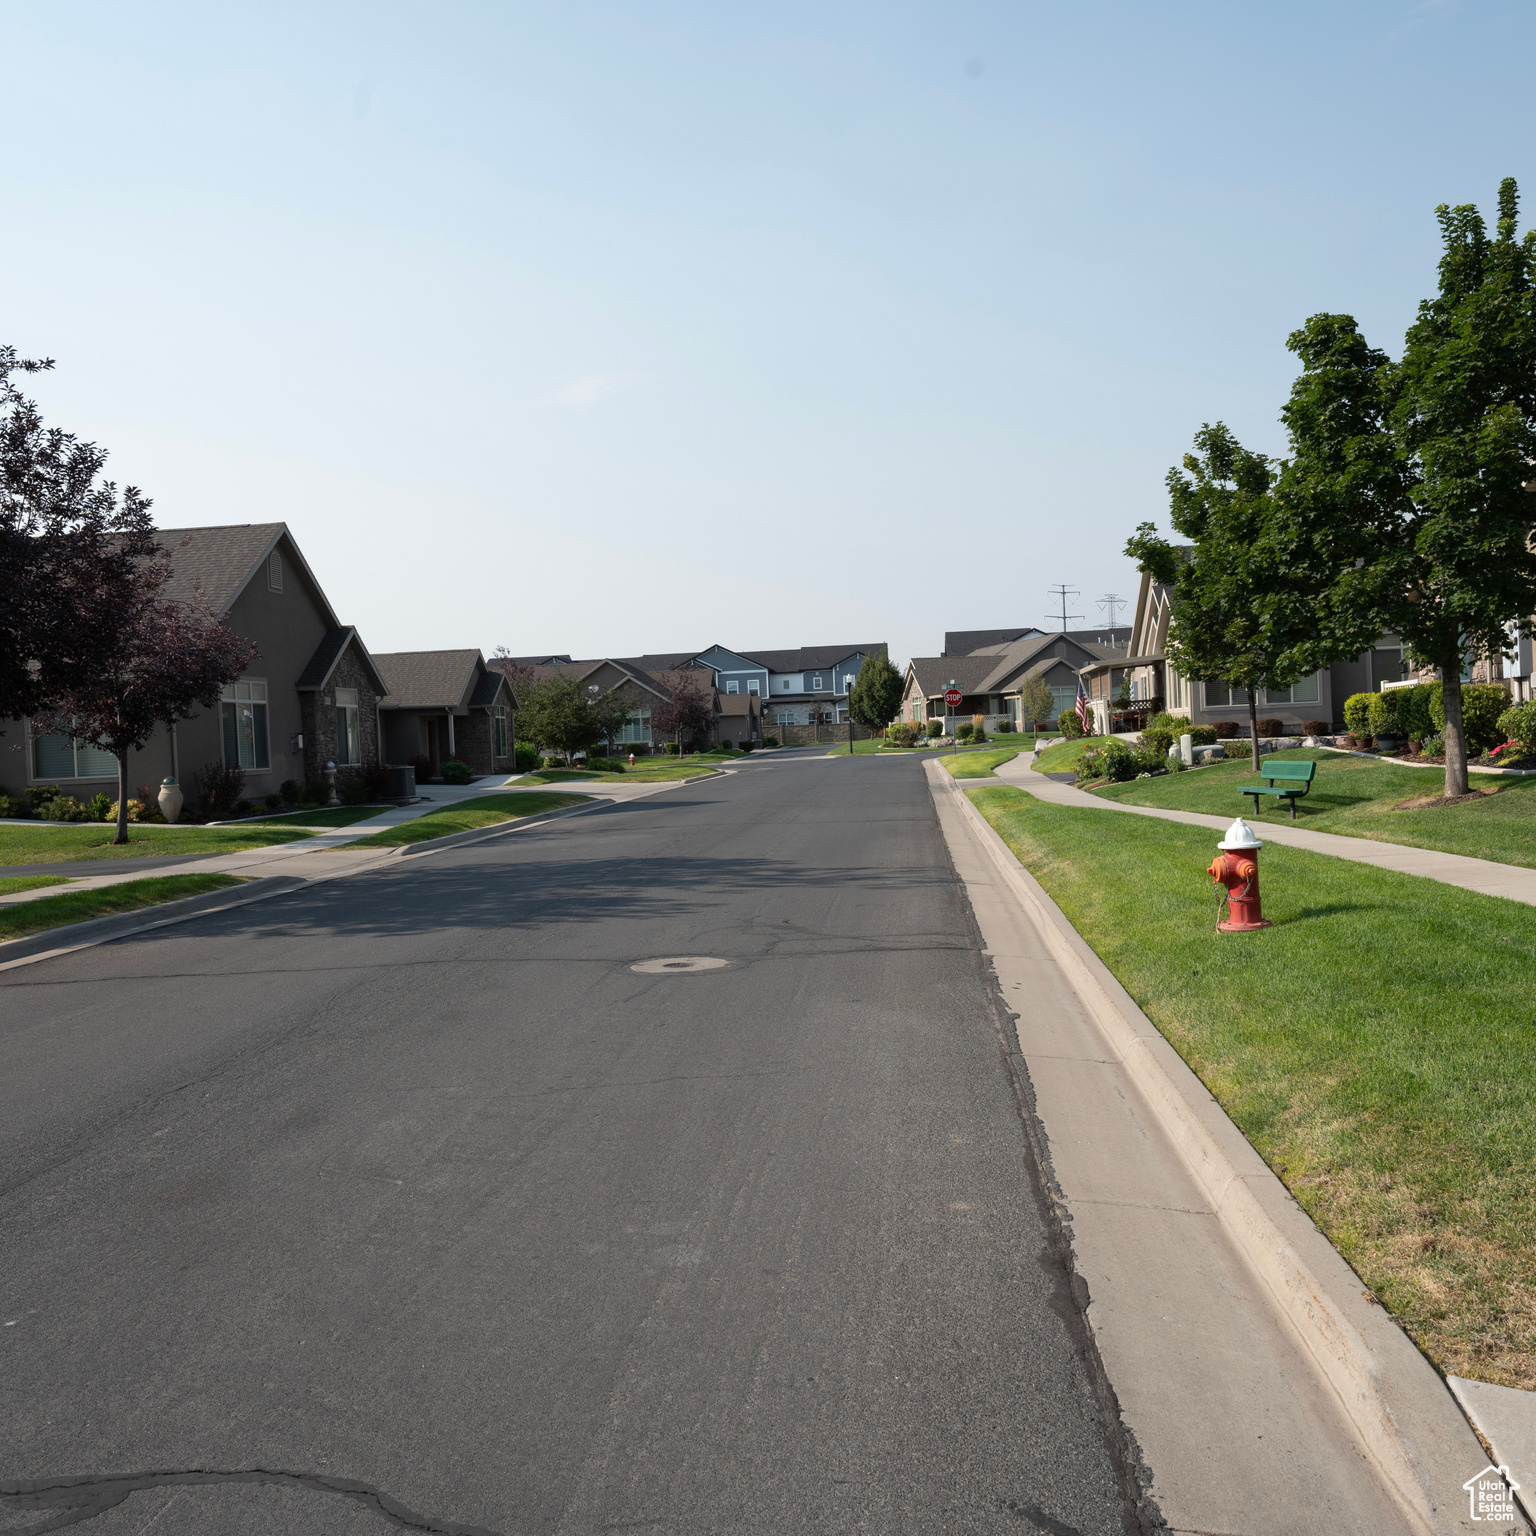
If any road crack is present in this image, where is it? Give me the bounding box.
[0,1468,502,1534]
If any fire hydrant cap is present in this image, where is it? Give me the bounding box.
[1219,817,1264,851]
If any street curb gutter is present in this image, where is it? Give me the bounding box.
[0,877,306,969]
[930,763,1493,1536]
[0,798,620,974]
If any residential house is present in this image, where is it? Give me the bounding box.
[4,522,387,803]
[503,654,764,752]
[375,650,517,778]
[1077,567,1450,735]
[901,631,1122,733]
[496,641,884,749]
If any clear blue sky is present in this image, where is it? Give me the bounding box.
[4,2,1532,668]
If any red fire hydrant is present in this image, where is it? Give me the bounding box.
[1207,818,1271,933]
[628,753,635,767]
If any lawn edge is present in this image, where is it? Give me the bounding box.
[929,762,1485,1536]
[0,875,292,967]
[390,796,611,856]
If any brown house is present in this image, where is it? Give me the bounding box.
[3,522,387,804]
[375,650,517,779]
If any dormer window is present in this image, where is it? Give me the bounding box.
[811,675,823,690]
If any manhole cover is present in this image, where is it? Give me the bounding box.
[630,956,731,974]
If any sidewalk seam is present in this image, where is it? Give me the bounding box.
[929,760,1489,1536]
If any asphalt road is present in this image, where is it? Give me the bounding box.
[0,755,1146,1536]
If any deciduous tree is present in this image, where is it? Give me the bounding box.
[1284,180,1536,796]
[848,651,902,735]
[0,345,158,722]
[516,675,603,764]
[651,669,714,756]
[35,561,255,844]
[1127,419,1380,770]
[1017,675,1055,731]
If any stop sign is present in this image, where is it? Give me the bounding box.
[944,687,963,709]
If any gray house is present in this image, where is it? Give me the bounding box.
[375,650,517,779]
[4,522,387,804]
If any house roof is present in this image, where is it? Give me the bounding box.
[154,523,340,627]
[742,643,884,673]
[469,669,513,709]
[497,653,572,666]
[373,649,485,711]
[295,626,389,696]
[944,625,1131,658]
[906,656,999,697]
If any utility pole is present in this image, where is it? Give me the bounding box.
[1046,585,1083,633]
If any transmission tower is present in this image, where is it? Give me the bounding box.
[1046,585,1083,632]
[1097,593,1126,630]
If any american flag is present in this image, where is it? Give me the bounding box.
[1074,678,1092,734]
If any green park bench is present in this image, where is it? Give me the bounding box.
[1235,758,1317,819]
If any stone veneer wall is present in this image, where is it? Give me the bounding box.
[300,643,382,783]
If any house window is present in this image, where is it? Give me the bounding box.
[747,678,759,694]
[779,678,792,690]
[1205,681,1255,709]
[726,680,739,694]
[811,675,823,690]
[1049,685,1075,721]
[493,705,510,756]
[621,710,652,744]
[31,730,117,780]
[1261,674,1321,706]
[221,680,271,770]
[267,551,283,592]
[335,687,361,765]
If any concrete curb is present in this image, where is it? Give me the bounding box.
[931,762,1494,1536]
[0,876,307,970]
[0,799,621,973]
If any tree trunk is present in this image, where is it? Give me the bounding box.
[1248,689,1260,772]
[114,748,131,845]
[1440,661,1469,798]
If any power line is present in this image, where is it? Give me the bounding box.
[1096,593,1126,630]
[1046,585,1083,631]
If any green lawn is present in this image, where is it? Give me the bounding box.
[971,785,1536,1389]
[0,822,316,867]
[1092,748,1536,869]
[0,873,250,943]
[514,769,598,784]
[0,875,71,897]
[347,792,589,848]
[1033,735,1112,774]
[942,748,1021,778]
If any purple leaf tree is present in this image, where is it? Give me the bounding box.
[34,553,256,843]
[0,345,159,723]
[650,669,714,757]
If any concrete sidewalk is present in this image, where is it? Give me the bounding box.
[929,760,1494,1534]
[988,753,1536,907]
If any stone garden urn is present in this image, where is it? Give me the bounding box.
[158,777,184,824]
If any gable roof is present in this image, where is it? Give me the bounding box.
[469,669,514,709]
[943,627,1043,657]
[905,656,999,698]
[373,649,485,711]
[154,523,340,627]
[295,626,389,696]
[743,643,884,674]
